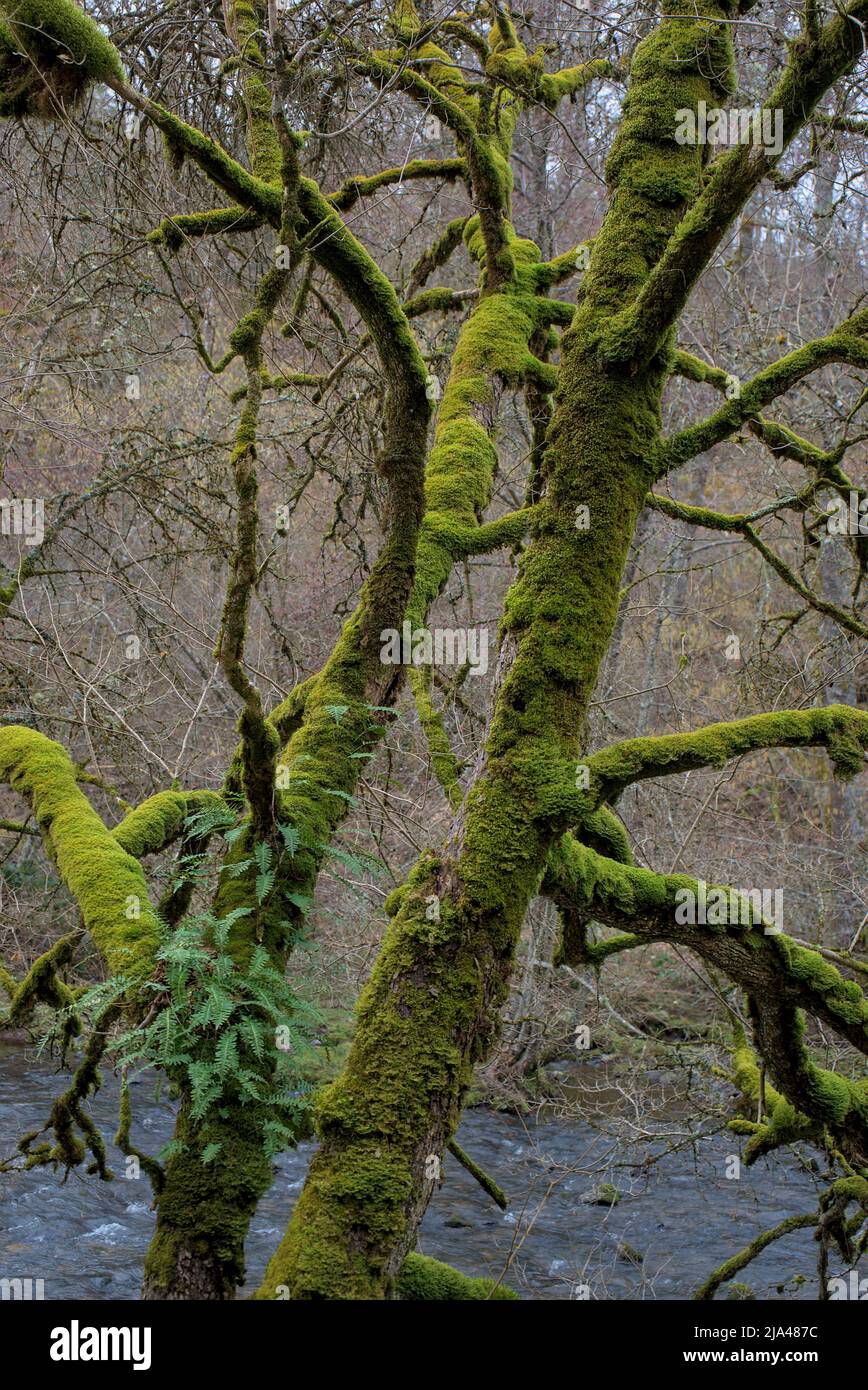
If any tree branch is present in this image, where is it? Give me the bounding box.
[585,705,868,805]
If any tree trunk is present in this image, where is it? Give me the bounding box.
[259,0,741,1300]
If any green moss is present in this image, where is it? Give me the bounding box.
[0,726,161,984]
[254,0,805,1300]
[147,206,263,251]
[587,706,868,805]
[729,1008,868,1163]
[540,841,868,1159]
[226,0,281,184]
[112,790,224,860]
[397,1253,518,1300]
[655,308,868,477]
[629,13,736,98]
[694,1208,819,1302]
[729,1027,819,1160]
[0,0,123,117]
[328,158,466,212]
[229,308,268,356]
[724,1282,756,1300]
[389,0,421,42]
[407,216,469,291]
[144,140,441,1295]
[777,938,868,1032]
[5,931,80,1039]
[148,102,281,222]
[564,2,737,337]
[597,6,868,372]
[143,1101,275,1297]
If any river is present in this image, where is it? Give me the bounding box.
[0,1042,827,1299]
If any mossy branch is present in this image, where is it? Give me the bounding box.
[224,0,281,183]
[358,51,477,142]
[549,837,868,1163]
[0,469,145,627]
[112,790,225,859]
[655,309,868,476]
[0,726,163,986]
[2,931,81,1041]
[407,216,469,296]
[647,490,867,639]
[397,1251,517,1299]
[424,505,538,558]
[647,489,810,533]
[409,663,463,809]
[12,999,123,1178]
[693,1212,817,1300]
[115,1074,165,1194]
[671,348,865,495]
[585,705,868,805]
[484,49,612,111]
[546,821,635,968]
[147,206,264,252]
[597,2,868,368]
[215,316,281,839]
[327,157,466,212]
[727,1021,823,1160]
[0,0,123,117]
[128,91,282,221]
[741,526,868,640]
[815,112,868,136]
[447,1138,508,1209]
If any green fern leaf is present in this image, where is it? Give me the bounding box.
[279,823,300,856]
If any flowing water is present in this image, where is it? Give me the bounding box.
[0,1042,829,1300]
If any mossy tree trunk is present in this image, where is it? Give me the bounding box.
[259,0,745,1297]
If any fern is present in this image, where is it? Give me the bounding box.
[239,1015,266,1061]
[221,857,254,878]
[190,984,235,1030]
[235,1068,266,1102]
[70,906,322,1164]
[188,1061,219,1119]
[323,787,355,805]
[215,1027,239,1076]
[183,802,236,839]
[211,907,252,947]
[158,1138,186,1164]
[279,823,300,856]
[263,1119,295,1157]
[322,842,385,879]
[246,944,270,978]
[256,871,275,903]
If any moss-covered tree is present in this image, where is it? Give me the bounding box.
[0,0,866,1299]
